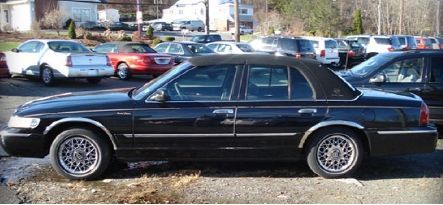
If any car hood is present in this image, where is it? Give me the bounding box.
[15,88,135,117]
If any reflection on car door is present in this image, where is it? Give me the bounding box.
[131,64,241,160]
[234,65,327,159]
[365,56,426,93]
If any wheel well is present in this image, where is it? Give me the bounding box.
[43,122,114,155]
[302,125,371,156]
[39,63,49,74]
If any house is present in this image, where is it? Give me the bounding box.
[162,0,254,31]
[98,8,119,22]
[0,0,105,31]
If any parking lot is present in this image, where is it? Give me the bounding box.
[0,76,442,203]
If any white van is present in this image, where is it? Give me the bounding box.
[303,37,340,67]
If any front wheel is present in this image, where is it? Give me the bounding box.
[306,128,363,178]
[49,128,112,180]
[117,63,131,80]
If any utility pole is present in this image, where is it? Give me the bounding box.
[377,0,381,35]
[155,0,159,19]
[437,0,441,36]
[234,0,240,42]
[399,0,404,34]
[136,0,142,36]
[265,0,269,33]
[205,0,210,34]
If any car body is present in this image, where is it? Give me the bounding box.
[364,35,401,58]
[94,42,174,80]
[336,39,365,69]
[190,34,222,44]
[153,42,215,64]
[427,37,443,49]
[0,52,9,78]
[172,20,205,32]
[0,54,437,180]
[339,50,443,136]
[79,21,105,31]
[5,39,114,85]
[229,25,253,35]
[302,36,340,67]
[151,22,173,31]
[206,41,256,54]
[415,37,433,49]
[393,35,417,50]
[249,36,316,59]
[107,22,132,31]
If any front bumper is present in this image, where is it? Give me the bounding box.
[367,126,438,156]
[0,127,47,158]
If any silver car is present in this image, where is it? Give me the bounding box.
[172,20,205,32]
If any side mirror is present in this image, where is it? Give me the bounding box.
[90,48,96,52]
[369,74,385,83]
[150,89,168,102]
[11,48,19,53]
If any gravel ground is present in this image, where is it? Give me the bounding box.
[0,77,442,203]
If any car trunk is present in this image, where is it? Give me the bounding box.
[70,53,108,66]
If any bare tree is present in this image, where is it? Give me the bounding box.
[40,9,65,36]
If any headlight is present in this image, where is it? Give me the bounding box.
[8,116,40,129]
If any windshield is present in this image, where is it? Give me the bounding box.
[350,54,393,76]
[133,62,192,99]
[237,43,254,52]
[48,41,91,53]
[185,44,214,54]
[191,36,206,42]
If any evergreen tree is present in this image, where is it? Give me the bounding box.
[67,21,76,39]
[353,9,363,34]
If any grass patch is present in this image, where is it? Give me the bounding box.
[0,41,20,52]
[240,34,257,42]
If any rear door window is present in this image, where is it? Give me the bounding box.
[430,56,443,83]
[155,43,169,53]
[247,66,289,100]
[168,43,184,54]
[298,39,314,53]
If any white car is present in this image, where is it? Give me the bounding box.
[302,36,340,67]
[206,41,256,54]
[6,39,114,86]
[230,26,253,35]
[364,36,401,58]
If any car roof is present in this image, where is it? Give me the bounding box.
[26,39,80,44]
[187,54,359,100]
[207,41,248,45]
[302,36,336,41]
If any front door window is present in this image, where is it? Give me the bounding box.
[376,57,424,83]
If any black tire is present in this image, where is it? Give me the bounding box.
[86,77,102,84]
[117,63,131,80]
[49,128,112,180]
[306,127,363,178]
[41,66,55,86]
[197,27,202,32]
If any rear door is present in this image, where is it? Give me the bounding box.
[234,65,327,159]
[422,54,443,125]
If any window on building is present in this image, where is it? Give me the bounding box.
[241,9,248,14]
[72,8,91,22]
[4,10,9,23]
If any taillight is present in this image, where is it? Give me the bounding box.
[294,53,301,59]
[387,47,394,52]
[347,50,355,57]
[320,50,325,58]
[419,103,430,126]
[106,56,112,66]
[66,56,72,67]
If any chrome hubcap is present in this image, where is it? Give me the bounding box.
[43,68,52,83]
[118,65,128,79]
[58,136,98,175]
[316,134,355,173]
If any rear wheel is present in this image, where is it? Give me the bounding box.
[41,66,55,86]
[197,27,203,32]
[117,63,131,80]
[86,77,102,84]
[49,128,111,180]
[306,127,363,178]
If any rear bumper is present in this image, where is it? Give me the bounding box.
[367,127,438,156]
[0,128,47,158]
[54,65,114,78]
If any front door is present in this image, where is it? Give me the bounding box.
[234,65,327,159]
[7,41,45,76]
[132,64,240,160]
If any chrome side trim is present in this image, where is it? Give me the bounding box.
[133,133,234,138]
[236,133,298,137]
[0,131,31,137]
[298,120,365,148]
[377,130,437,135]
[43,118,117,150]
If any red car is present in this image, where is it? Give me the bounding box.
[415,36,432,49]
[94,42,174,80]
[0,52,9,78]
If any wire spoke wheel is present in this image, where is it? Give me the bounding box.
[316,134,356,173]
[58,136,99,175]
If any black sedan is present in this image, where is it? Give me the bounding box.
[0,55,437,180]
[153,42,215,64]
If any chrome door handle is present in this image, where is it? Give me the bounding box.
[298,108,317,114]
[212,109,234,114]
